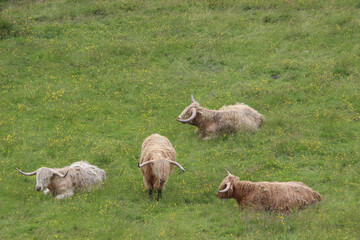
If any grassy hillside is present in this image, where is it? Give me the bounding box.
[1,0,359,239]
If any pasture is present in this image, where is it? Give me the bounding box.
[1,0,359,239]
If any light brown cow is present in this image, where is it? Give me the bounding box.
[177,94,265,140]
[138,134,185,200]
[217,169,322,213]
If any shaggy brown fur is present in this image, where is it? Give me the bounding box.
[17,161,106,199]
[177,95,265,140]
[138,134,184,200]
[217,174,322,213]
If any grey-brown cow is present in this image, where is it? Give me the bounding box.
[177,94,265,140]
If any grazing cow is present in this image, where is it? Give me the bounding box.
[217,169,322,213]
[16,161,106,199]
[138,134,185,200]
[176,94,265,140]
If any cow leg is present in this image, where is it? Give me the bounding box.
[56,192,74,199]
[203,134,216,140]
[156,181,165,201]
[43,188,50,195]
[56,185,74,199]
[156,190,162,201]
[202,123,217,140]
[148,189,153,198]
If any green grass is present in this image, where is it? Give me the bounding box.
[1,0,359,239]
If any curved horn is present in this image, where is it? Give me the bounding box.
[16,167,37,176]
[138,160,156,168]
[52,169,68,178]
[167,160,185,172]
[218,182,231,193]
[225,168,233,176]
[176,108,197,123]
[191,94,199,104]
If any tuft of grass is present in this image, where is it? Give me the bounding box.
[0,15,14,39]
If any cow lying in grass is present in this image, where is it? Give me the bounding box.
[16,161,106,199]
[217,169,322,213]
[177,94,265,140]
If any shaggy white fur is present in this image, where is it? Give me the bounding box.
[17,161,106,199]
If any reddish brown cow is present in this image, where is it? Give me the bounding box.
[217,169,322,213]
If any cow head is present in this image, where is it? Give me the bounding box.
[176,94,201,124]
[216,169,239,201]
[16,167,68,191]
[138,159,185,183]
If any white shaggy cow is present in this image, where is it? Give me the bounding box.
[138,134,185,200]
[16,161,106,199]
[217,169,322,213]
[176,94,265,140]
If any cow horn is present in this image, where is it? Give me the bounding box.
[52,169,68,178]
[191,94,199,104]
[218,182,231,193]
[138,160,156,168]
[16,167,37,176]
[176,108,197,123]
[225,168,234,176]
[167,160,185,172]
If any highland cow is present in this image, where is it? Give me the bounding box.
[217,169,322,213]
[176,94,265,140]
[16,161,106,199]
[138,134,185,200]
